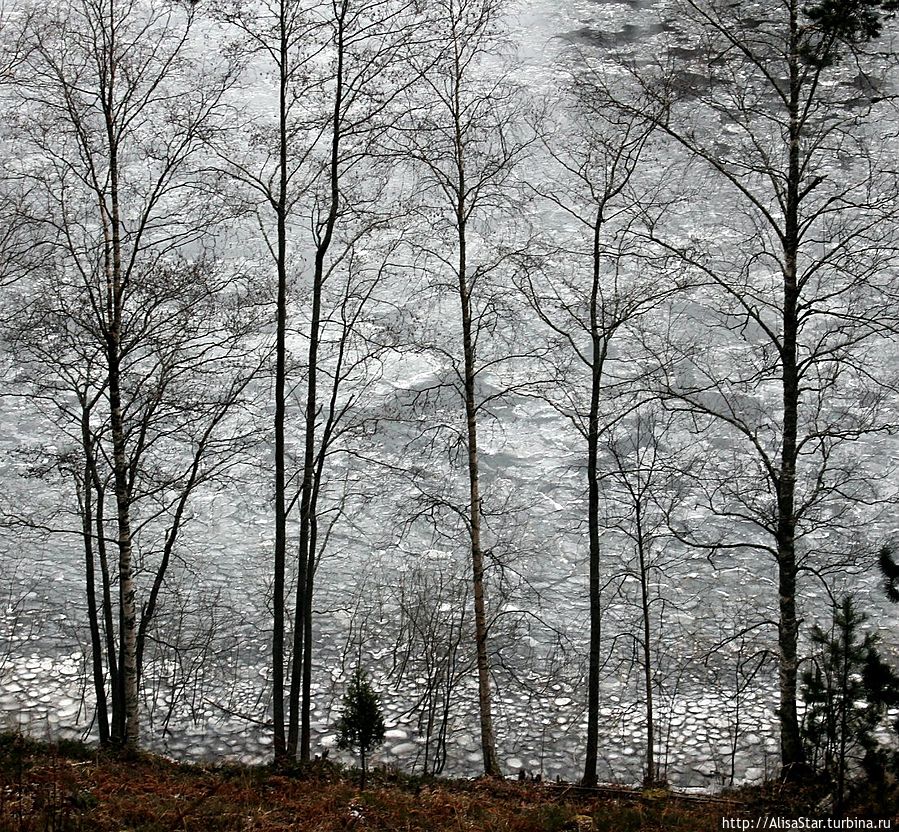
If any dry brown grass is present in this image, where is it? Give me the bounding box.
[0,733,892,831]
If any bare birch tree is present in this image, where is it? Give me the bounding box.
[1,0,246,749]
[395,0,540,777]
[520,78,681,785]
[210,0,321,762]
[385,561,471,775]
[213,0,428,763]
[616,0,899,776]
[602,408,686,787]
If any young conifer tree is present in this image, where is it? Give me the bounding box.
[801,596,899,814]
[335,668,386,789]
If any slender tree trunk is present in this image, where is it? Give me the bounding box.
[105,132,140,752]
[290,0,347,762]
[291,257,321,759]
[94,486,121,742]
[457,219,501,778]
[836,620,849,816]
[109,323,139,749]
[109,338,138,748]
[79,407,109,745]
[636,506,655,787]
[93,8,140,751]
[288,542,307,756]
[299,539,315,760]
[583,210,605,787]
[272,0,290,764]
[730,671,740,787]
[777,0,806,777]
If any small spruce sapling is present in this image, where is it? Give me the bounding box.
[872,545,899,783]
[335,668,385,789]
[800,595,899,815]
[878,545,899,603]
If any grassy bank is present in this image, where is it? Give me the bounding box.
[0,733,892,831]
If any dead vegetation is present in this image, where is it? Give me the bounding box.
[0,732,892,831]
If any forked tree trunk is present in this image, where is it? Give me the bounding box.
[289,0,346,763]
[94,485,121,742]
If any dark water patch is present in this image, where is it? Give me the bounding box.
[847,72,883,94]
[668,69,733,100]
[621,21,668,42]
[668,45,704,60]
[713,142,735,158]
[562,26,609,48]
[562,21,669,49]
[840,96,876,111]
[588,0,649,7]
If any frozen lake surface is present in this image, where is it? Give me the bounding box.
[1,0,898,790]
